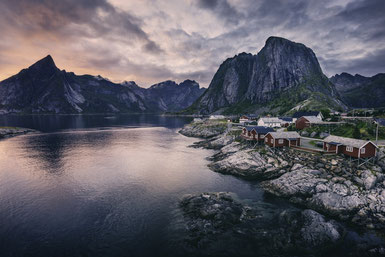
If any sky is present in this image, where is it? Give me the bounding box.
[0,0,384,88]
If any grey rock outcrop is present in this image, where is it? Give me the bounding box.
[263,165,385,229]
[300,209,343,247]
[179,120,227,138]
[191,133,235,149]
[209,146,287,179]
[177,192,345,256]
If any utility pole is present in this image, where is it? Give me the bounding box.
[376,120,379,145]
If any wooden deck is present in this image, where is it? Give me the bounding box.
[290,145,336,155]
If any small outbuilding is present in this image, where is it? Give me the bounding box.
[241,126,275,141]
[323,135,378,158]
[264,131,301,147]
[279,117,294,127]
[295,116,323,130]
[239,114,258,125]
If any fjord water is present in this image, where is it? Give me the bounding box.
[0,115,266,257]
[0,115,383,257]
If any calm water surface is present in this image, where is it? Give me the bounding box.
[0,115,266,257]
[0,115,383,257]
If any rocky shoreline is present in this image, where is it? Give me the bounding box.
[0,127,37,140]
[177,120,385,254]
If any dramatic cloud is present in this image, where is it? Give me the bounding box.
[0,0,384,87]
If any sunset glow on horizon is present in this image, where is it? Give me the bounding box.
[0,0,384,87]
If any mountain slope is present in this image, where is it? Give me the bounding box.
[188,37,344,115]
[0,56,205,114]
[144,80,205,112]
[330,73,385,108]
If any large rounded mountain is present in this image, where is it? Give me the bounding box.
[187,36,344,115]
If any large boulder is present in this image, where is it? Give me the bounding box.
[319,132,330,139]
[361,170,378,190]
[262,167,327,197]
[209,149,285,179]
[309,192,366,215]
[310,131,318,138]
[300,209,343,247]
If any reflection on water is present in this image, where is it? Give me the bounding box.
[0,116,265,257]
[0,114,191,132]
[0,115,384,257]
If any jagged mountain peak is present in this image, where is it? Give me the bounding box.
[266,36,289,42]
[265,36,305,47]
[121,80,140,87]
[28,54,57,71]
[149,80,178,89]
[187,36,343,115]
[179,79,199,87]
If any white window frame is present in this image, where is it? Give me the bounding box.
[265,137,268,143]
[360,148,365,154]
[346,146,353,152]
[278,139,283,144]
[260,135,265,139]
[271,138,273,143]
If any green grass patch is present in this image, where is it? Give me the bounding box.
[0,126,19,129]
[227,129,242,137]
[300,120,385,140]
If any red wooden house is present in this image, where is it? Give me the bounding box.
[295,116,323,130]
[323,135,378,158]
[241,126,274,141]
[264,132,301,147]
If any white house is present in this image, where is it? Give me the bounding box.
[257,117,282,127]
[209,115,226,120]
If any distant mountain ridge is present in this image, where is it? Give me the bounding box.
[330,72,385,108]
[186,36,345,115]
[127,80,205,112]
[0,55,205,114]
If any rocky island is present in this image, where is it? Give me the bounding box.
[0,127,37,140]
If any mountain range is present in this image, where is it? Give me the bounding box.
[0,37,383,115]
[330,72,385,108]
[0,55,205,114]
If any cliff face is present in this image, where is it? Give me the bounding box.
[190,37,343,114]
[0,56,205,114]
[330,73,385,108]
